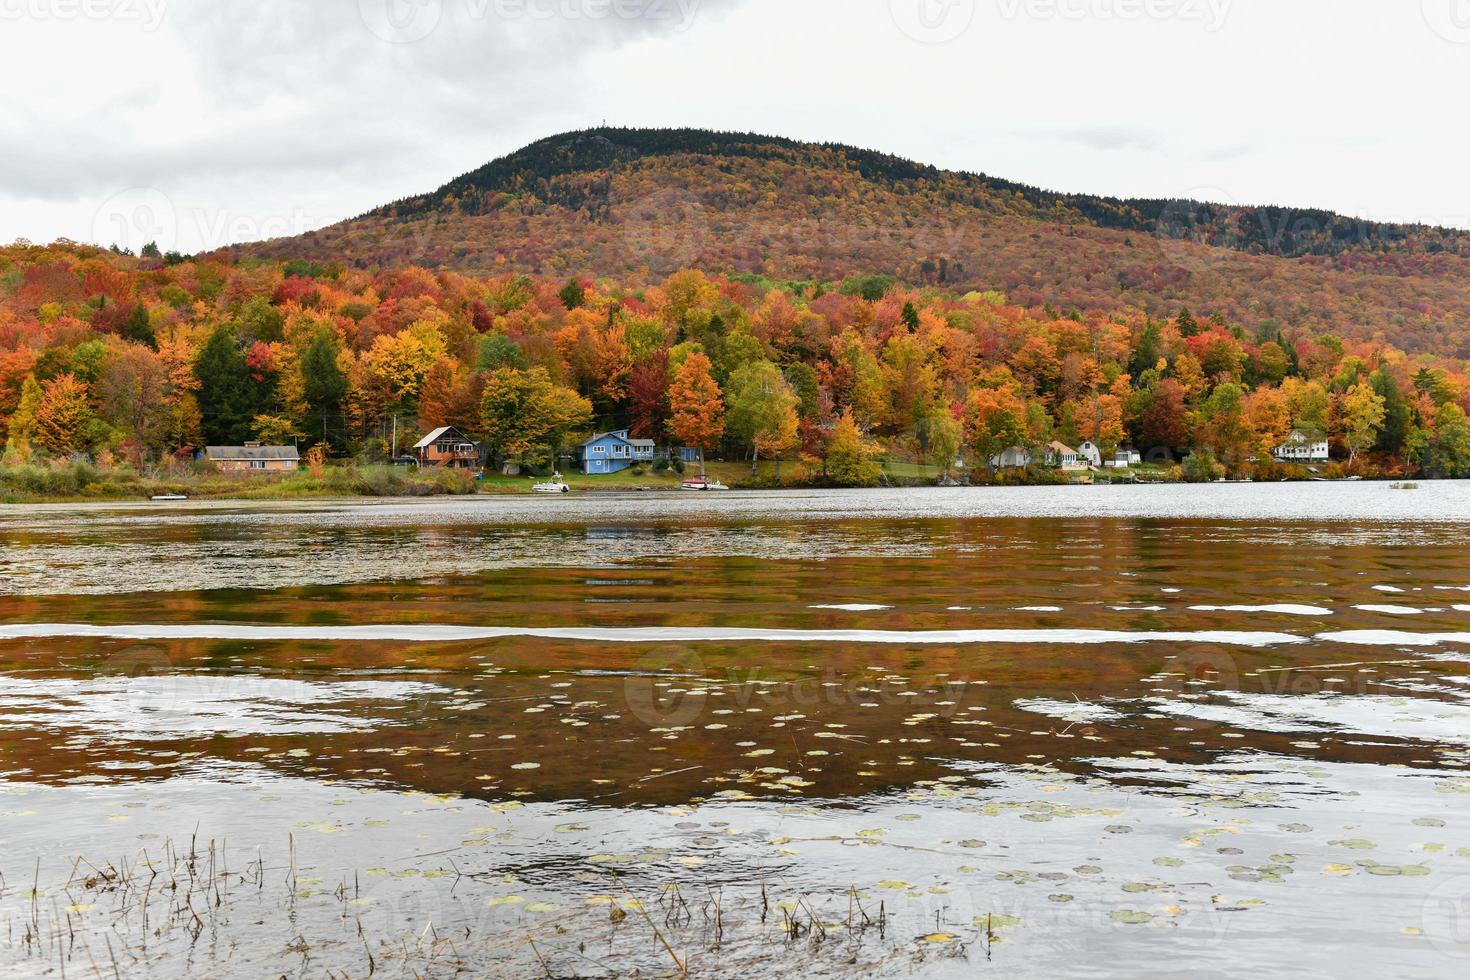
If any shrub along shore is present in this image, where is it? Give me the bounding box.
[0,456,1375,504]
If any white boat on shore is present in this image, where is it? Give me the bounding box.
[150,495,188,502]
[681,477,730,492]
[532,474,571,494]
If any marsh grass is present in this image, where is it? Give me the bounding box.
[4,834,982,978]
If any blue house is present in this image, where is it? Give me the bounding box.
[578,429,656,474]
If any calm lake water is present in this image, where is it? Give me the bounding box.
[2,484,1470,977]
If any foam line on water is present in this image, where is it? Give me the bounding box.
[0,623,1308,647]
[1318,631,1470,647]
[1189,605,1331,616]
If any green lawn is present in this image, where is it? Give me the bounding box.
[477,460,802,494]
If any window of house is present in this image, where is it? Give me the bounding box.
[250,460,266,470]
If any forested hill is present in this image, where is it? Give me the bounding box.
[237,127,1470,353]
[374,128,1467,260]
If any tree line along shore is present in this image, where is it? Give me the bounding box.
[3,241,1468,504]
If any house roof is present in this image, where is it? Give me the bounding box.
[207,445,300,461]
[1047,441,1078,454]
[628,439,656,448]
[579,430,632,448]
[413,426,478,450]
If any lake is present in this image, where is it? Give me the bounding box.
[2,484,1469,977]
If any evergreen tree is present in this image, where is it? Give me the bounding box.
[122,304,155,348]
[901,301,920,333]
[1176,306,1199,338]
[301,329,349,452]
[1370,368,1410,455]
[559,278,586,310]
[1130,320,1163,377]
[194,325,258,446]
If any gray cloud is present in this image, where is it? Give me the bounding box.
[1,0,741,203]
[1046,125,1163,153]
[4,0,1467,250]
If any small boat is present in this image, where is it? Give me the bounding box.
[150,494,188,502]
[532,474,571,494]
[681,477,730,492]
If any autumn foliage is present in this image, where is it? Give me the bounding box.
[242,128,1470,354]
[2,240,1470,482]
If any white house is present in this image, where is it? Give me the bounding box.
[1106,447,1143,469]
[1076,441,1103,468]
[991,445,1032,469]
[1045,441,1086,471]
[1274,429,1330,463]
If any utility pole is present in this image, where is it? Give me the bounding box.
[391,415,398,460]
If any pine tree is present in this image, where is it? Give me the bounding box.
[1176,306,1199,338]
[194,325,258,446]
[901,301,920,333]
[301,329,349,451]
[122,304,155,348]
[559,278,586,310]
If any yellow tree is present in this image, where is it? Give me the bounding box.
[824,409,882,487]
[480,367,592,471]
[1342,382,1387,469]
[1244,386,1291,461]
[755,401,800,480]
[157,332,204,452]
[2,375,41,463]
[363,319,448,410]
[923,406,963,480]
[726,360,799,474]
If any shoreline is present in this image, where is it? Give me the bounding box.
[0,478,1452,522]
[0,476,1398,508]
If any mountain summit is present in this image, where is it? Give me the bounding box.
[238,127,1470,348]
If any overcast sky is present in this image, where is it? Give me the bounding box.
[4,0,1468,254]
